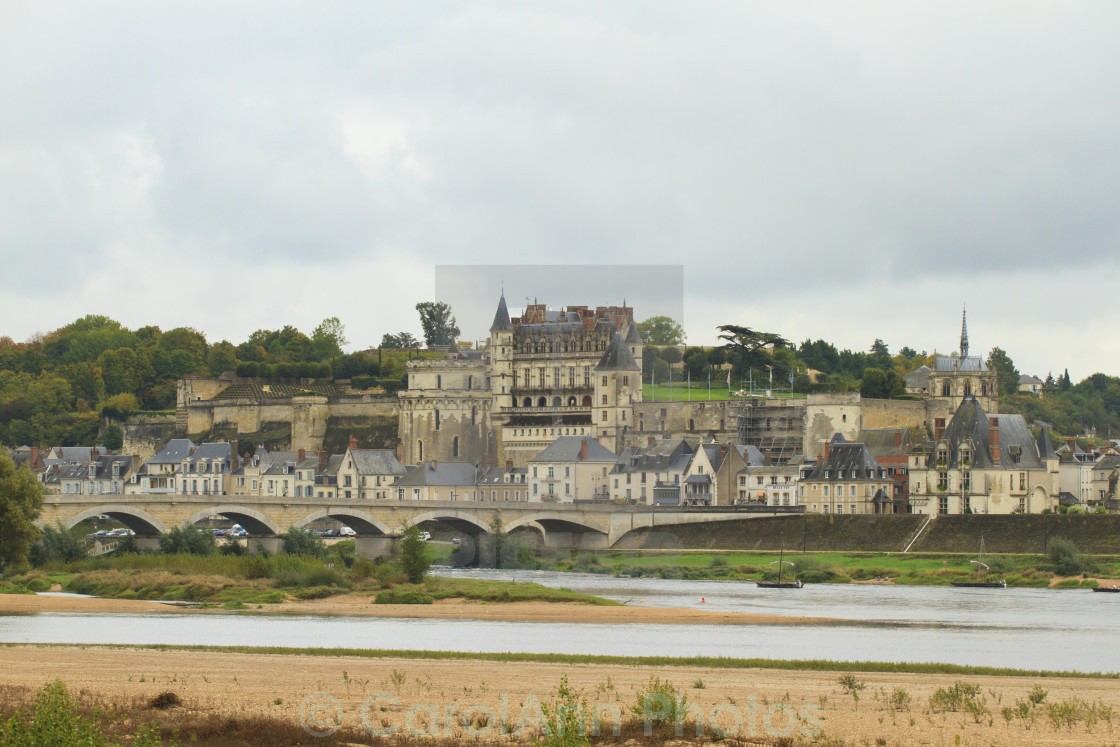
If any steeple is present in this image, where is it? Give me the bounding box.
[490,294,512,332]
[959,305,969,359]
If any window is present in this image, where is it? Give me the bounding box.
[942,381,951,396]
[938,471,948,490]
[963,471,971,490]
[836,505,843,514]
[823,486,829,497]
[434,410,440,430]
[850,504,856,514]
[602,376,608,386]
[601,395,608,405]
[601,411,607,421]
[938,496,948,514]
[452,437,459,458]
[584,367,591,387]
[553,368,560,388]
[1020,472,1026,490]
[436,375,441,389]
[622,376,629,386]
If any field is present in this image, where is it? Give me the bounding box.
[641,384,805,402]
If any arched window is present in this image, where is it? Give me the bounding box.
[582,395,592,406]
[963,381,972,397]
[523,397,532,408]
[941,381,951,397]
[567,396,576,406]
[452,437,459,458]
[538,396,547,407]
[552,396,561,407]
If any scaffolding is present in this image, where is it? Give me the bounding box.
[734,396,807,464]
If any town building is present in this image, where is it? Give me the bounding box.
[857,428,915,512]
[46,451,135,496]
[738,455,810,507]
[800,435,894,515]
[528,435,617,502]
[334,438,407,500]
[907,397,1059,515]
[612,438,695,505]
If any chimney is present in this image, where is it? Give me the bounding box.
[91,447,100,459]
[764,448,772,466]
[989,417,1000,464]
[580,438,588,461]
[230,449,240,474]
[505,458,514,471]
[30,446,39,467]
[318,449,327,470]
[719,443,727,460]
[894,430,902,448]
[349,436,358,450]
[823,440,830,461]
[1067,437,1075,451]
[395,441,404,461]
[298,448,306,463]
[934,418,946,441]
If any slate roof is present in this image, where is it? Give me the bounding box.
[933,355,989,372]
[348,448,407,476]
[490,294,513,332]
[595,332,640,371]
[937,397,1041,470]
[530,436,617,463]
[1036,428,1057,460]
[49,446,108,463]
[395,461,479,486]
[701,443,727,473]
[735,444,766,466]
[1020,374,1043,385]
[806,442,884,480]
[613,438,695,475]
[44,455,134,484]
[624,323,643,344]
[904,365,931,390]
[148,439,197,464]
[857,428,913,459]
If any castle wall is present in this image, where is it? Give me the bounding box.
[804,393,861,457]
[860,398,929,431]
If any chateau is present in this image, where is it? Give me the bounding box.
[397,296,644,468]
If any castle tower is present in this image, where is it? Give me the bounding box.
[624,321,644,376]
[488,294,514,413]
[593,332,642,454]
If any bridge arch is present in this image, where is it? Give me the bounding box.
[294,509,392,537]
[408,509,493,535]
[181,505,282,536]
[63,505,169,536]
[502,512,610,536]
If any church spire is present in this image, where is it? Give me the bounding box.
[960,305,969,358]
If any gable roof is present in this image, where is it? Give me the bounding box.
[938,397,1041,470]
[531,436,617,463]
[148,439,197,464]
[807,442,882,480]
[347,448,407,476]
[595,332,640,371]
[904,365,931,389]
[395,461,478,487]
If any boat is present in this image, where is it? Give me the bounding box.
[1091,585,1120,593]
[757,547,802,589]
[950,536,1007,588]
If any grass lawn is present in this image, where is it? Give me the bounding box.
[641,384,805,402]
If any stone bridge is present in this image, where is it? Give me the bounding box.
[38,494,803,558]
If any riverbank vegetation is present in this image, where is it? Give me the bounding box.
[542,546,1120,588]
[22,533,615,607]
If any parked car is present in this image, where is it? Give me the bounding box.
[339,527,356,537]
[451,536,461,545]
[420,531,432,542]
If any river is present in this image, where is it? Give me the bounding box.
[2,570,1116,673]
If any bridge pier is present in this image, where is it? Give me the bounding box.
[248,537,283,555]
[355,536,395,560]
[134,537,161,553]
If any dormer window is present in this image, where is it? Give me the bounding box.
[937,449,948,464]
[960,448,970,463]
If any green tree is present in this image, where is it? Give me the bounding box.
[312,317,348,360]
[659,346,682,364]
[29,523,87,566]
[869,339,892,370]
[685,351,710,380]
[650,357,670,384]
[157,526,216,555]
[636,316,685,346]
[281,526,326,557]
[102,424,124,452]
[0,453,43,572]
[100,392,139,421]
[207,340,237,376]
[415,302,460,348]
[399,524,430,583]
[986,347,1020,397]
[381,332,421,350]
[717,324,790,376]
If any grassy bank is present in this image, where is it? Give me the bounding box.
[547,549,1117,587]
[3,642,1114,679]
[31,549,616,607]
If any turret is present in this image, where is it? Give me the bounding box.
[488,294,514,411]
[624,321,644,376]
[594,332,642,453]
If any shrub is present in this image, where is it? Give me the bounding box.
[630,675,688,731]
[280,527,326,558]
[30,523,88,566]
[374,590,433,604]
[400,525,430,584]
[1046,538,1087,576]
[158,526,216,556]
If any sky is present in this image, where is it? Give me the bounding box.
[2,2,1119,381]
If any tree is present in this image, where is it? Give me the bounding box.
[415,302,460,348]
[859,368,904,399]
[659,346,682,364]
[102,424,124,452]
[685,351,710,380]
[29,523,87,566]
[157,526,216,555]
[986,347,1020,397]
[0,453,43,572]
[312,317,348,361]
[898,346,918,358]
[207,340,237,376]
[636,316,685,346]
[281,526,326,557]
[381,332,421,350]
[869,339,892,370]
[399,524,430,583]
[717,324,790,375]
[100,392,139,421]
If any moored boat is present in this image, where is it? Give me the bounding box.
[1091,585,1120,593]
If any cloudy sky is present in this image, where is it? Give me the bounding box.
[2,2,1118,380]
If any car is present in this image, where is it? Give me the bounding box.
[451,536,461,545]
[419,531,432,542]
[339,527,356,537]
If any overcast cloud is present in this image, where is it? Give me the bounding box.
[2,2,1118,380]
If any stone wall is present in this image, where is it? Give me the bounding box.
[860,398,930,432]
[120,414,180,461]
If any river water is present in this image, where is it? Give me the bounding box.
[2,570,1116,673]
